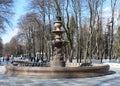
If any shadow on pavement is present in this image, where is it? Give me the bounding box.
[108,70,116,75]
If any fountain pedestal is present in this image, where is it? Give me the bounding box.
[51,21,66,67]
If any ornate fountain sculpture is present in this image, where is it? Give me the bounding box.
[51,16,67,67]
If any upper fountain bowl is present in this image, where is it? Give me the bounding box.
[54,21,62,27]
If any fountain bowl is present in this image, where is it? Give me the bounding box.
[5,63,110,78]
[54,21,62,28]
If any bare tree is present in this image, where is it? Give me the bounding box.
[0,38,3,56]
[84,0,102,63]
[0,0,13,33]
[114,26,120,62]
[109,0,117,59]
[18,13,40,59]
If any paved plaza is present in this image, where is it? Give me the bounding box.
[0,63,120,86]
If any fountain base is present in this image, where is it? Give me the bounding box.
[50,61,65,67]
[5,64,110,78]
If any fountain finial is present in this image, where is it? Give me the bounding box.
[56,14,62,21]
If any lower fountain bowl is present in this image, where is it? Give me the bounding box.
[5,64,110,78]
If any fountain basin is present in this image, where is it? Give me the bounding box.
[5,64,110,78]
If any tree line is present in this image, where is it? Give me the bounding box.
[1,0,120,63]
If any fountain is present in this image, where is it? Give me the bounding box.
[5,16,110,78]
[51,19,66,67]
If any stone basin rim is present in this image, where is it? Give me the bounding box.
[5,64,110,78]
[6,64,109,71]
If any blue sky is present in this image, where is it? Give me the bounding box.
[1,0,29,44]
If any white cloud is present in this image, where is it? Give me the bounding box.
[2,28,20,44]
[103,7,111,12]
[102,6,111,20]
[103,13,111,18]
[102,5,120,34]
[11,28,20,36]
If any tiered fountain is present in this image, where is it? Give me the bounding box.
[51,18,67,67]
[5,16,110,78]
